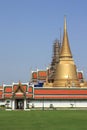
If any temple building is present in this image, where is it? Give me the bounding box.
[0,17,87,110]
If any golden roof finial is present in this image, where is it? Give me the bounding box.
[60,16,72,58]
[64,15,67,31]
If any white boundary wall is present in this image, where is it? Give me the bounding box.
[1,100,87,109]
[28,100,87,108]
[0,100,5,106]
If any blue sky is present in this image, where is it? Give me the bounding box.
[0,0,87,84]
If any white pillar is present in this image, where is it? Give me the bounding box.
[24,99,26,110]
[12,100,15,110]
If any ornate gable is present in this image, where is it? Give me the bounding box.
[13,82,27,93]
[13,82,27,98]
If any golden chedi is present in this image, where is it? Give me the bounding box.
[53,17,80,87]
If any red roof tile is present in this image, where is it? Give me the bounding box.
[5,87,12,93]
[26,93,33,98]
[28,87,33,93]
[0,91,3,95]
[34,95,87,99]
[4,94,12,98]
[34,89,87,95]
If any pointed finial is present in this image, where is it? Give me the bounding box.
[60,16,72,58]
[59,28,62,45]
[64,15,67,31]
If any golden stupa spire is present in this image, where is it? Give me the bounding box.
[60,16,72,58]
[53,17,80,87]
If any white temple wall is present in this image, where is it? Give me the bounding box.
[1,99,87,109]
[28,100,87,108]
[75,101,87,107]
[0,100,5,106]
[12,100,15,110]
[28,100,72,108]
[5,99,12,108]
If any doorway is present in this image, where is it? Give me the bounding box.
[15,99,24,109]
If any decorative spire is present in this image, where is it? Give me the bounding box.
[60,16,72,58]
[53,17,80,87]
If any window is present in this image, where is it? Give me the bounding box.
[6,100,10,103]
